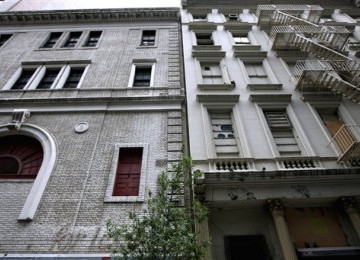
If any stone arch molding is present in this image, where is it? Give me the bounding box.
[0,123,56,220]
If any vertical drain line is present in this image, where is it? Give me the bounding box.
[70,110,108,233]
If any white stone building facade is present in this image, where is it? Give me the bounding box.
[181,0,360,259]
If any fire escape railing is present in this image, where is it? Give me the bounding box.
[293,60,360,103]
[256,5,323,26]
[329,124,360,162]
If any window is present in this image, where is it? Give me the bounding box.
[11,69,36,90]
[141,30,156,46]
[133,67,152,87]
[105,143,148,202]
[5,63,89,91]
[245,63,269,84]
[265,111,301,156]
[41,32,62,48]
[0,124,56,221]
[317,109,356,153]
[192,14,207,21]
[62,31,82,48]
[196,33,213,45]
[0,135,43,179]
[36,68,60,89]
[233,34,250,45]
[83,31,102,47]
[0,34,12,47]
[201,63,223,84]
[211,112,239,156]
[113,147,143,196]
[62,67,85,89]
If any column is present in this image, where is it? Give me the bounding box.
[194,183,211,260]
[338,196,360,241]
[266,199,298,260]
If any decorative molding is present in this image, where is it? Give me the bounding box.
[300,93,343,104]
[247,83,282,91]
[192,49,225,59]
[265,198,285,213]
[21,60,91,66]
[7,109,30,130]
[188,22,217,32]
[0,8,180,25]
[338,196,359,211]
[74,122,89,133]
[232,44,261,51]
[197,83,235,91]
[196,94,239,103]
[224,22,253,33]
[233,50,267,62]
[249,94,291,105]
[192,45,221,51]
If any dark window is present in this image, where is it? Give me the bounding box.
[225,236,270,260]
[141,30,156,46]
[63,68,85,89]
[41,32,62,48]
[113,147,143,196]
[11,69,36,90]
[196,33,213,45]
[133,67,152,87]
[62,31,82,48]
[0,135,43,179]
[37,69,60,89]
[83,31,102,47]
[0,34,12,47]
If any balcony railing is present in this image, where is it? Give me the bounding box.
[329,124,360,162]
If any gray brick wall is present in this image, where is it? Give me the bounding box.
[0,9,184,254]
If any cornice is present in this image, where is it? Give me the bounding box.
[0,8,180,26]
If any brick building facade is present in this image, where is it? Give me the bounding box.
[0,7,183,257]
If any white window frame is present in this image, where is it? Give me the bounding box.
[195,59,231,85]
[3,63,89,90]
[240,59,279,86]
[200,103,249,159]
[128,60,156,88]
[255,104,311,157]
[104,143,149,203]
[0,123,57,221]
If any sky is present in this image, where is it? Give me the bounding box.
[10,0,181,11]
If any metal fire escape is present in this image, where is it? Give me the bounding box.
[257,5,360,102]
[257,5,360,162]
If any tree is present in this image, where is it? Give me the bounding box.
[107,157,209,259]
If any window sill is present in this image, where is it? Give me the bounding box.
[232,44,261,51]
[233,50,267,61]
[198,83,235,91]
[104,195,145,203]
[36,46,99,51]
[247,83,282,91]
[137,45,157,49]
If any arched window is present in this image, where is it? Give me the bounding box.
[0,135,43,179]
[0,124,56,220]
